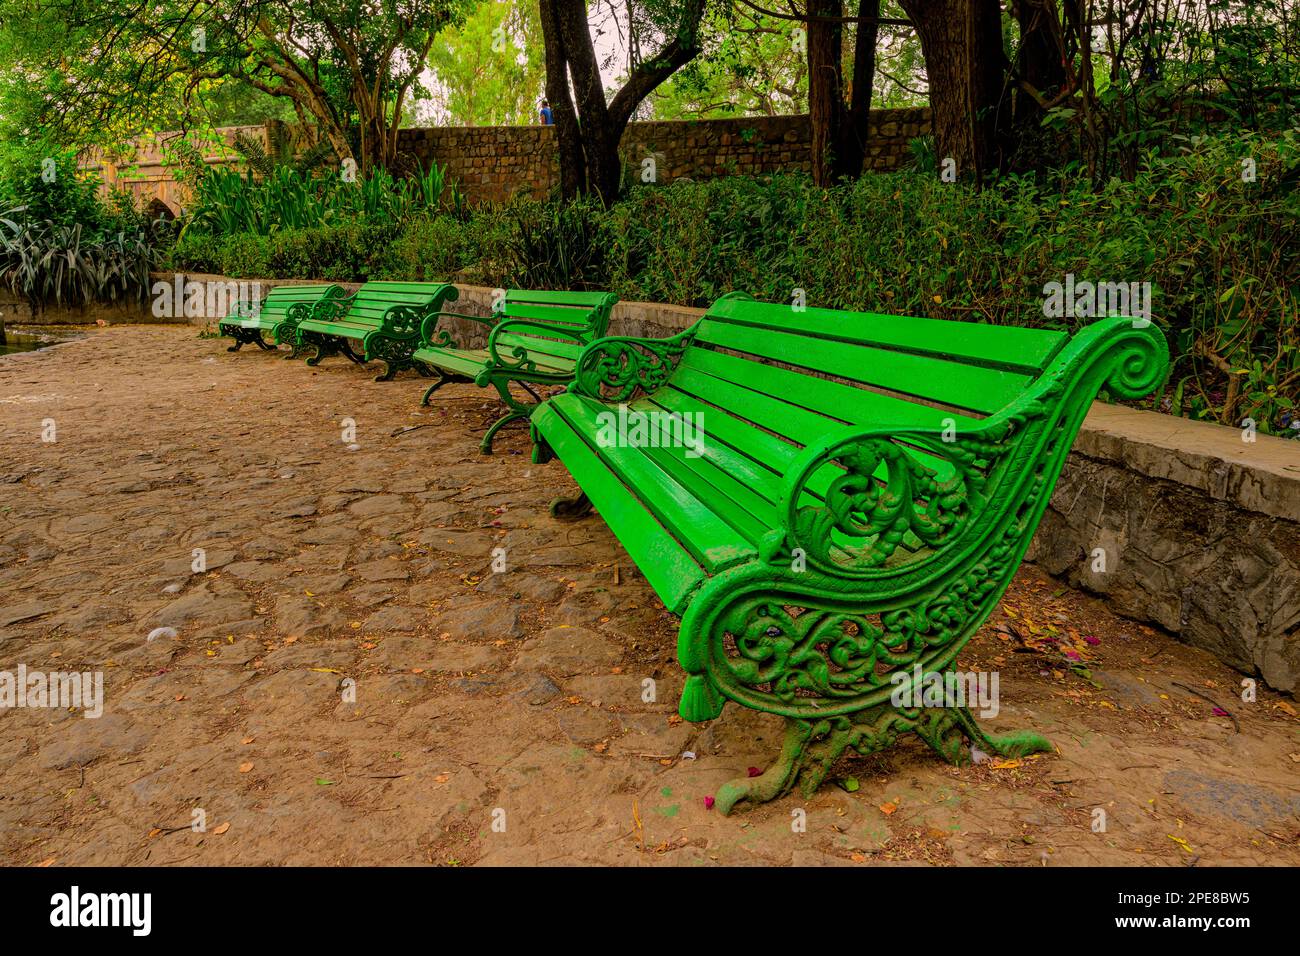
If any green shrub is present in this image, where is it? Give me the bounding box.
[374,213,474,281]
[183,163,454,238]
[0,147,105,229]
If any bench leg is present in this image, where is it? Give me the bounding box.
[225,327,269,353]
[549,491,593,520]
[369,337,421,382]
[302,332,343,366]
[340,340,366,365]
[480,409,529,455]
[420,369,474,404]
[714,705,1052,815]
[480,379,538,455]
[679,563,1054,814]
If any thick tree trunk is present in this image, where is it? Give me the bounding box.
[1011,0,1068,127]
[898,0,1010,180]
[538,0,704,204]
[538,0,585,198]
[807,0,845,186]
[840,0,880,178]
[808,0,880,184]
[553,0,622,203]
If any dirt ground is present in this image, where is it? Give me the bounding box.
[1,324,1297,867]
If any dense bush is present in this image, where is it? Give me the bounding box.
[183,163,455,237]
[166,130,1299,435]
[0,147,166,309]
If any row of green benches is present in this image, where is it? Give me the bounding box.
[217,281,616,453]
[217,281,1169,813]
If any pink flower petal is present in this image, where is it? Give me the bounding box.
[703,796,715,810]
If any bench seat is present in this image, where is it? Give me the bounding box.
[413,289,617,453]
[295,281,459,381]
[531,291,1169,812]
[216,283,343,354]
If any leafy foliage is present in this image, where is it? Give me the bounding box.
[0,217,159,310]
[182,162,457,237]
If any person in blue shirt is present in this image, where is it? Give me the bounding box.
[539,100,554,126]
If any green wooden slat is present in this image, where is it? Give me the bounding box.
[694,319,1033,415]
[499,303,596,328]
[413,347,485,377]
[681,347,982,430]
[710,296,1068,373]
[670,359,958,482]
[531,400,705,611]
[670,363,847,444]
[550,396,758,574]
[417,345,572,376]
[559,396,779,545]
[508,289,616,308]
[494,333,585,361]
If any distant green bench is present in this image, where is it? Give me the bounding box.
[216,283,343,354]
[295,281,459,381]
[531,292,1168,813]
[413,289,617,453]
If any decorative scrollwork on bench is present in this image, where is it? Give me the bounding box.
[702,509,1040,721]
[780,399,1053,576]
[380,304,424,339]
[573,331,696,403]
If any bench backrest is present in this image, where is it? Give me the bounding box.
[667,295,1070,441]
[339,281,456,328]
[492,289,618,365]
[237,283,342,322]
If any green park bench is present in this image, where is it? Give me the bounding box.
[413,289,618,454]
[530,292,1168,813]
[216,283,344,354]
[295,281,460,381]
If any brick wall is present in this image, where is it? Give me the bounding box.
[89,110,932,211]
[398,109,932,204]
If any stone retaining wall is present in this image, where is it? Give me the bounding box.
[81,273,1300,693]
[85,112,933,212]
[397,109,932,204]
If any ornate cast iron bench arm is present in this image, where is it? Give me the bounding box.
[569,329,700,403]
[669,316,1168,811]
[420,309,497,350]
[306,292,356,324]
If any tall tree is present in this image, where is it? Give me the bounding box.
[0,0,470,172]
[427,0,547,125]
[538,0,707,202]
[896,0,1010,179]
[807,0,882,184]
[649,6,808,118]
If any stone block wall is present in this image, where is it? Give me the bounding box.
[397,109,932,204]
[88,110,932,211]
